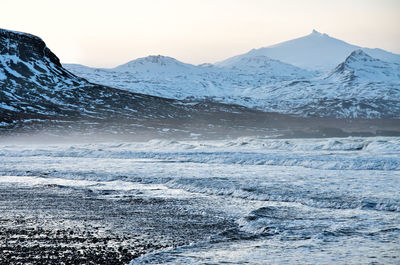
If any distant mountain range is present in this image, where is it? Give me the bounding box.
[1,27,399,138]
[64,30,400,119]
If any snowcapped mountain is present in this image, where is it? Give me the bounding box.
[217,30,400,71]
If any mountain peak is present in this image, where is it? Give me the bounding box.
[347,49,371,58]
[140,55,175,63]
[310,29,329,37]
[125,55,181,66]
[344,49,377,65]
[311,29,320,35]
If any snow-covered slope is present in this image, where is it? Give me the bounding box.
[217,30,400,71]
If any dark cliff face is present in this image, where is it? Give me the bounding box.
[0,28,59,65]
[0,28,81,84]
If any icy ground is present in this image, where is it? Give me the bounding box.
[0,137,399,264]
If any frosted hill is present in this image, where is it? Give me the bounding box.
[217,30,400,71]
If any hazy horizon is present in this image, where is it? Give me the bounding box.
[2,0,399,67]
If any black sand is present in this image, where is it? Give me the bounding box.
[0,182,235,264]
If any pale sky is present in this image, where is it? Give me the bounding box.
[1,0,399,67]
